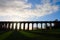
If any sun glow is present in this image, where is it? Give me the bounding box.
[7,23,54,30]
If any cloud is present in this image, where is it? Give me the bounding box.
[0,0,59,21]
[53,0,60,3]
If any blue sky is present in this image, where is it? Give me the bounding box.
[0,0,60,21]
[27,0,60,21]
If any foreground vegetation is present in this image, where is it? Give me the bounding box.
[0,29,60,40]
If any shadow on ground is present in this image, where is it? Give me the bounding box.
[4,31,31,40]
[0,29,60,40]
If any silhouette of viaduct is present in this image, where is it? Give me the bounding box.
[0,21,60,31]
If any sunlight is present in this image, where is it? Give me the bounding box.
[9,22,50,30]
[9,23,40,30]
[2,22,55,30]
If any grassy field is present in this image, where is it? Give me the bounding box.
[0,29,60,40]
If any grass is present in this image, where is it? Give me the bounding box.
[0,29,60,40]
[20,31,40,38]
[0,31,12,40]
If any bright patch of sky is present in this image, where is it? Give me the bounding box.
[0,0,60,21]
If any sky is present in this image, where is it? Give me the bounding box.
[0,0,60,21]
